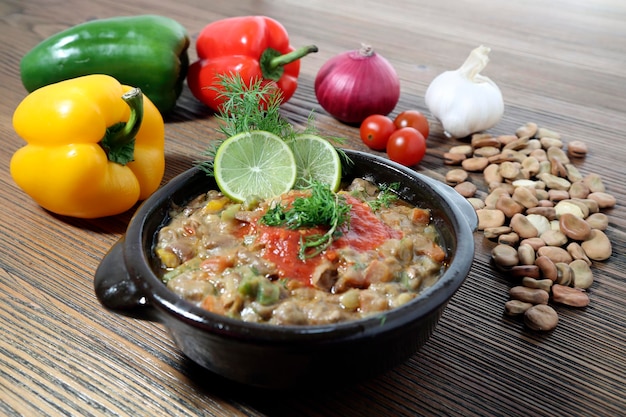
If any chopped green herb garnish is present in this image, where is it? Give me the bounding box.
[368,182,400,211]
[260,181,351,259]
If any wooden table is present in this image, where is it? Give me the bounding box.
[1,1,624,416]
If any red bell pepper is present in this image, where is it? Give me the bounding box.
[187,16,318,112]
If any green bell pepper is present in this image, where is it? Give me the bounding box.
[20,14,190,114]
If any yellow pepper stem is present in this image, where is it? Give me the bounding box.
[99,88,144,165]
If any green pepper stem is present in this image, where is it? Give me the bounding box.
[100,88,144,165]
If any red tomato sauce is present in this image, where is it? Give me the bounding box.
[251,195,402,285]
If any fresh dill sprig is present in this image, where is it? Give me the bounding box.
[260,181,352,259]
[368,182,400,211]
[215,73,295,139]
[196,73,351,175]
[196,73,297,174]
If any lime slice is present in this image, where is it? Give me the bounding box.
[290,134,342,191]
[214,131,297,202]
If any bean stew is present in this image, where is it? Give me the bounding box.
[155,178,448,325]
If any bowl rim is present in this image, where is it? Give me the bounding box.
[122,149,476,343]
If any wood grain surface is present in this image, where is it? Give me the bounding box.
[1,0,625,416]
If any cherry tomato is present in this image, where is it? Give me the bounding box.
[393,110,430,139]
[386,127,427,166]
[359,114,396,151]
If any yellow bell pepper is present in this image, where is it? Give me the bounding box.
[10,74,165,218]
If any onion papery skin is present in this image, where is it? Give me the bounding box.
[314,46,400,125]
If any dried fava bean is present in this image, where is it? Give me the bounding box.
[549,156,568,177]
[565,164,583,183]
[512,186,539,209]
[581,229,612,261]
[540,137,563,149]
[510,213,538,239]
[522,277,552,292]
[537,173,571,191]
[575,198,599,214]
[546,146,570,164]
[570,259,594,289]
[477,209,506,230]
[503,136,529,151]
[536,127,561,139]
[568,181,590,199]
[491,244,519,267]
[462,157,490,172]
[524,139,542,154]
[512,179,540,189]
[526,214,551,236]
[529,148,548,162]
[509,286,549,304]
[567,242,591,266]
[521,156,540,176]
[488,149,519,164]
[484,188,510,208]
[587,192,616,209]
[519,237,546,251]
[473,146,501,158]
[559,212,592,241]
[498,232,520,246]
[471,133,500,148]
[515,122,538,138]
[535,158,552,174]
[554,262,572,286]
[443,152,466,165]
[505,300,533,316]
[496,134,518,146]
[585,212,609,231]
[510,265,541,279]
[547,189,569,202]
[488,182,514,195]
[525,206,556,220]
[567,140,588,158]
[467,197,486,210]
[524,304,559,331]
[537,246,573,264]
[536,199,553,207]
[554,200,584,218]
[454,181,477,198]
[583,173,605,193]
[449,144,474,156]
[540,229,568,247]
[445,168,469,184]
[535,255,558,282]
[496,195,525,218]
[483,164,503,184]
[565,199,590,218]
[518,243,536,265]
[499,161,522,180]
[552,284,590,307]
[483,226,512,239]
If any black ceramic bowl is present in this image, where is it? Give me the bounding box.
[95,149,477,390]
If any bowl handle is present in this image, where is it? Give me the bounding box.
[94,238,158,322]
[422,175,478,232]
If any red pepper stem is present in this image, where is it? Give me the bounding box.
[269,45,318,69]
[261,45,318,81]
[100,88,144,165]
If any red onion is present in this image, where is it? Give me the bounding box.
[314,44,401,124]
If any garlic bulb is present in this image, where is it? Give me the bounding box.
[425,45,504,138]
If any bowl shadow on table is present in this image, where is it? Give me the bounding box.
[178,354,406,414]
